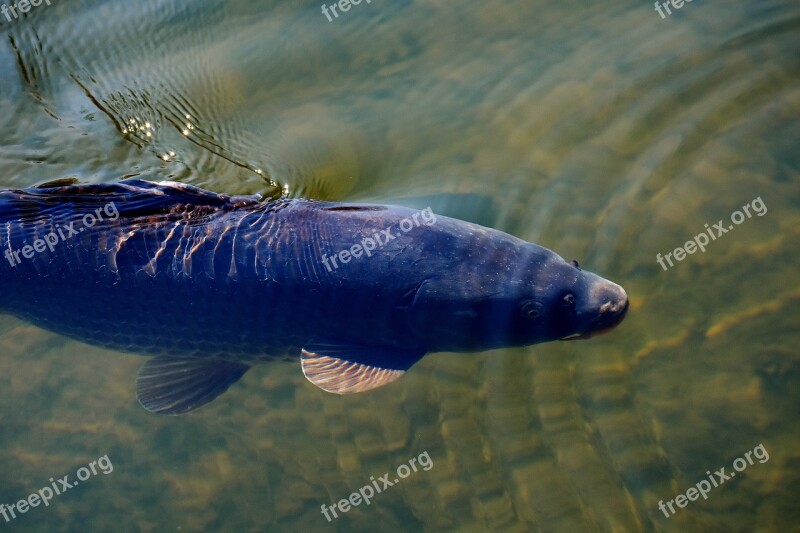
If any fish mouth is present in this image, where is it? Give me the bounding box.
[560,297,629,341]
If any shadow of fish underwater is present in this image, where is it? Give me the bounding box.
[0,179,628,414]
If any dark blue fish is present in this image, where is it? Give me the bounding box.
[0,179,628,414]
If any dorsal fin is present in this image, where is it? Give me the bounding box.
[35,177,80,188]
[0,179,263,225]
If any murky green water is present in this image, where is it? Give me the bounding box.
[0,0,798,531]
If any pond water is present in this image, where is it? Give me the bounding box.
[0,0,798,531]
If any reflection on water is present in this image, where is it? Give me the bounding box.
[0,0,798,531]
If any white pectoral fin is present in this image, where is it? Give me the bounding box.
[135,357,250,415]
[301,342,426,394]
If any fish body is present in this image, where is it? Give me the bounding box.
[0,179,628,414]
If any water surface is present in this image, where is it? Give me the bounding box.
[0,0,798,531]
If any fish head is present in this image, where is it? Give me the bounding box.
[405,236,628,352]
[554,261,629,341]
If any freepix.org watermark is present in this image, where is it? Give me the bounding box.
[1,0,52,23]
[320,0,372,22]
[320,451,433,522]
[658,443,769,518]
[321,206,436,273]
[656,197,766,271]
[4,201,119,268]
[654,0,697,19]
[0,454,113,524]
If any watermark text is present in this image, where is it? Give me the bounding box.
[0,454,113,524]
[658,443,769,518]
[656,197,766,271]
[4,201,119,268]
[321,450,433,522]
[321,0,372,22]
[322,206,436,272]
[1,0,52,24]
[654,0,697,19]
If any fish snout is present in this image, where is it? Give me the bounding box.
[563,278,629,340]
[596,281,628,319]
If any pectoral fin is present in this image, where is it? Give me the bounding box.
[135,357,249,415]
[301,343,426,394]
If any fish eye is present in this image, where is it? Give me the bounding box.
[570,259,581,270]
[519,300,544,319]
[562,294,576,309]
